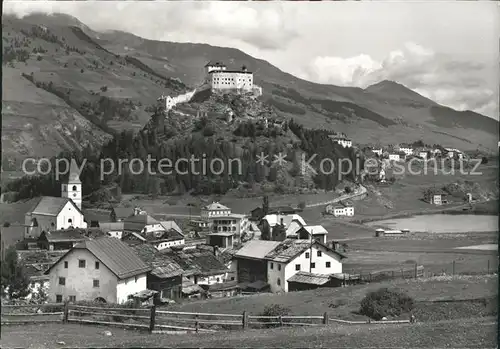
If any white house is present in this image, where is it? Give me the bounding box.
[372,148,383,156]
[265,239,346,293]
[325,205,354,217]
[206,62,255,92]
[45,237,151,304]
[201,202,231,218]
[329,135,352,148]
[388,154,401,162]
[24,162,87,239]
[397,146,414,157]
[419,151,428,160]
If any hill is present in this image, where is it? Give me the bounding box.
[2,12,498,167]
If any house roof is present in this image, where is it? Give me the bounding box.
[145,229,185,242]
[287,271,332,286]
[131,244,183,279]
[203,202,230,211]
[301,225,328,236]
[39,229,90,243]
[112,207,135,220]
[205,280,240,292]
[182,276,204,295]
[205,61,226,68]
[123,214,159,232]
[163,248,228,277]
[208,232,235,237]
[159,221,183,235]
[264,239,347,263]
[98,222,124,232]
[45,237,151,279]
[234,240,281,260]
[262,214,306,228]
[28,196,82,217]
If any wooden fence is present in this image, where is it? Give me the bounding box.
[1,302,413,333]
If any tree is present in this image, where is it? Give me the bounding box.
[1,246,30,299]
[262,195,269,216]
[298,201,306,210]
[359,288,414,320]
[481,157,488,164]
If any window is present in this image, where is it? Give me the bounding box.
[78,260,86,268]
[69,296,76,302]
[305,252,310,259]
[270,262,274,270]
[56,295,63,303]
[64,261,68,269]
[295,264,300,271]
[311,263,316,269]
[95,261,100,269]
[278,264,281,271]
[68,219,72,224]
[317,251,322,257]
[231,277,235,281]
[277,278,281,286]
[216,277,220,282]
[59,277,66,285]
[93,279,100,288]
[72,185,77,191]
[326,262,331,268]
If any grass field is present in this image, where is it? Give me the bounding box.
[166,276,497,318]
[1,316,496,348]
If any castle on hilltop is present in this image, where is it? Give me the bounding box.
[205,61,262,96]
[158,61,263,111]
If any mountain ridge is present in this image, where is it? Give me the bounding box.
[2,12,498,167]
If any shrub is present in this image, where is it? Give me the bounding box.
[359,288,414,320]
[259,304,291,328]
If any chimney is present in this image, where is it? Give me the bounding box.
[280,218,284,226]
[331,241,339,251]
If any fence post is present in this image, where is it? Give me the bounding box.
[63,301,69,324]
[149,305,156,333]
[323,312,329,325]
[414,264,418,278]
[487,260,490,274]
[195,315,199,333]
[369,273,372,282]
[242,311,247,330]
[278,315,283,327]
[452,260,455,276]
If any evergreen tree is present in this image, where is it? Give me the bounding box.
[1,246,30,299]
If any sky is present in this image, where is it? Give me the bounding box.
[3,1,499,119]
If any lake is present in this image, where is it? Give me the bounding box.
[366,214,498,233]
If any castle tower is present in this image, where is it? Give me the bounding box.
[62,159,82,210]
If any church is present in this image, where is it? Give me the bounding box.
[24,160,87,239]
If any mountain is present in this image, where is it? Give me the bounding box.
[2,13,498,167]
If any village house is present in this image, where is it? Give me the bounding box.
[325,203,354,217]
[292,225,328,244]
[424,188,449,206]
[232,239,346,293]
[109,207,137,222]
[122,228,185,251]
[200,202,249,243]
[388,153,405,162]
[250,206,298,221]
[372,148,383,156]
[419,151,429,160]
[328,134,353,148]
[98,222,125,239]
[131,244,183,301]
[38,228,104,250]
[44,237,151,304]
[397,144,414,157]
[201,202,232,218]
[163,245,229,289]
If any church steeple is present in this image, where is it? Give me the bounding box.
[61,159,82,210]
